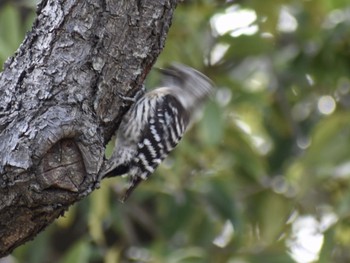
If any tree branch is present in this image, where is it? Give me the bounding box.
[0,0,178,257]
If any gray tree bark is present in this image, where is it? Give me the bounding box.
[0,0,178,257]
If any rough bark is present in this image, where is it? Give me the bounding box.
[0,0,178,257]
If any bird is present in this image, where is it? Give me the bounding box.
[102,63,213,202]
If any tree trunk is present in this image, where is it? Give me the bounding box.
[0,0,178,257]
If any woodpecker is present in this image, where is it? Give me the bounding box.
[102,63,213,202]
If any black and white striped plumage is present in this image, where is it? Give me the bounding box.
[103,63,213,202]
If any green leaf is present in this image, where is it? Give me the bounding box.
[59,240,91,263]
[0,4,21,58]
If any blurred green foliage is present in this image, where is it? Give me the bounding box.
[2,0,350,262]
